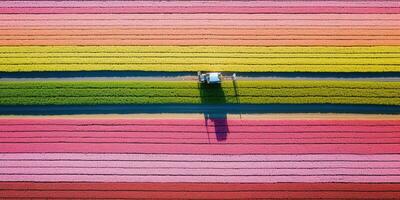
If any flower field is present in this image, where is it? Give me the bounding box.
[0,118,399,177]
[1,117,400,198]
[1,46,400,72]
[1,80,399,105]
[1,0,400,199]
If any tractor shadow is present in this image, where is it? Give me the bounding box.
[198,82,239,142]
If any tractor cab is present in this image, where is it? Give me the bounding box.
[198,72,222,84]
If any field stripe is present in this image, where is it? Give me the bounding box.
[4,57,400,65]
[3,160,400,169]
[2,133,399,140]
[1,182,399,199]
[1,152,399,182]
[4,35,400,40]
[1,46,400,71]
[2,153,400,161]
[1,118,399,125]
[2,19,400,26]
[2,28,400,37]
[2,124,399,132]
[1,46,398,54]
[0,118,398,154]
[0,80,399,105]
[3,118,391,126]
[2,27,400,35]
[1,143,399,154]
[1,182,400,192]
[1,174,400,183]
[3,190,398,199]
[1,7,400,14]
[1,1,400,7]
[1,14,400,20]
[2,38,400,46]
[2,138,399,144]
[1,4,398,45]
[3,168,399,176]
[0,182,399,199]
[3,182,399,190]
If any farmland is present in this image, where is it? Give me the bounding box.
[0,80,399,106]
[1,0,400,199]
[1,118,399,155]
[1,46,400,72]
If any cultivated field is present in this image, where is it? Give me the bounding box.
[1,46,400,72]
[1,118,399,155]
[1,0,400,199]
[1,80,399,105]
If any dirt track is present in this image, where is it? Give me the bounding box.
[1,71,400,82]
[1,104,400,116]
[2,76,400,82]
[1,113,399,120]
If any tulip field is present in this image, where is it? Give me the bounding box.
[1,46,400,72]
[0,118,400,198]
[1,0,400,199]
[1,80,400,105]
[1,119,400,155]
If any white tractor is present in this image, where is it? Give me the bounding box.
[198,72,223,84]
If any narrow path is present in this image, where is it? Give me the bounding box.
[2,77,400,82]
[1,104,400,115]
[1,71,400,82]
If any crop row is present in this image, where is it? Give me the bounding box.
[1,80,399,89]
[2,46,400,53]
[0,80,399,106]
[2,53,400,58]
[2,64,400,72]
[1,88,399,98]
[2,119,397,126]
[2,97,397,105]
[4,58,400,64]
[1,46,399,72]
[2,59,400,66]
